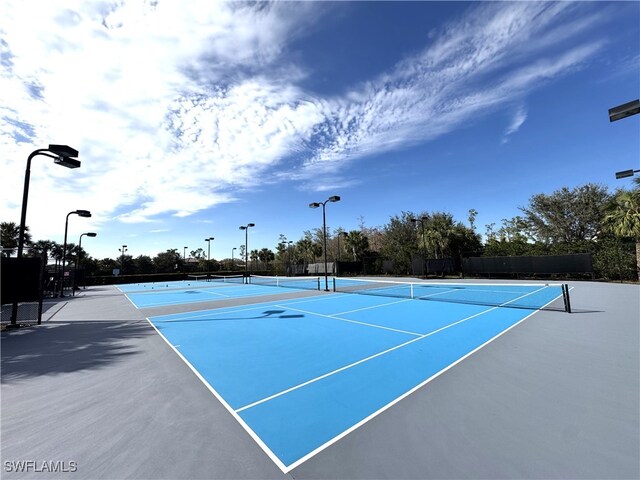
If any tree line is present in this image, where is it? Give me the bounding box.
[2,181,639,280]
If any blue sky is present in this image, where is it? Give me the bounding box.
[1,1,639,261]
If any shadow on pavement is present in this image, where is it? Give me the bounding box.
[1,320,153,382]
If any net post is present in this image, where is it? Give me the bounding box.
[562,284,572,313]
[332,277,335,292]
[410,283,414,299]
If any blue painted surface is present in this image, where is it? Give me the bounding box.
[127,284,277,308]
[148,286,565,468]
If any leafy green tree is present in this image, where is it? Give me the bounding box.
[1,222,32,257]
[521,184,611,244]
[133,255,155,274]
[468,209,478,231]
[381,211,418,274]
[154,249,181,273]
[97,257,118,276]
[258,248,275,269]
[602,181,640,278]
[190,248,206,260]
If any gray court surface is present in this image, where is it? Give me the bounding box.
[1,281,638,479]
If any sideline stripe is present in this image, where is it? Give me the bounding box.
[285,289,563,472]
[234,290,529,415]
[279,305,423,336]
[237,286,552,414]
[147,284,563,472]
[145,317,289,473]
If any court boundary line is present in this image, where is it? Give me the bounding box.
[284,289,563,472]
[235,285,550,414]
[145,317,289,473]
[117,282,243,295]
[279,304,424,336]
[147,284,561,472]
[128,289,280,309]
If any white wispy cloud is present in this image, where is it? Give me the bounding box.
[298,2,605,181]
[502,106,528,144]
[0,0,608,242]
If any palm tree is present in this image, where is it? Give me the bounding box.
[29,239,55,265]
[602,180,640,278]
[1,222,32,257]
[258,248,275,270]
[343,231,369,261]
[250,249,259,270]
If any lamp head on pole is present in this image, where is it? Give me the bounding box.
[49,144,80,169]
[75,210,91,218]
[309,202,320,209]
[328,195,340,203]
[86,232,97,237]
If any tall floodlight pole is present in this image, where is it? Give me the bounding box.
[205,237,214,277]
[60,210,91,297]
[239,224,255,275]
[232,247,237,270]
[309,196,341,291]
[10,145,80,326]
[119,245,128,275]
[287,240,293,276]
[410,216,429,278]
[183,246,188,272]
[609,99,639,179]
[74,232,96,294]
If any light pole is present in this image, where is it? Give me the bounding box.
[410,216,428,278]
[609,99,639,122]
[10,144,80,326]
[205,237,214,277]
[615,169,640,179]
[119,245,128,275]
[239,224,255,274]
[232,247,237,270]
[609,99,639,179]
[60,210,91,297]
[287,240,293,276]
[309,195,340,291]
[183,246,188,272]
[74,232,96,293]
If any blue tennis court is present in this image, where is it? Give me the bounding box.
[147,282,567,472]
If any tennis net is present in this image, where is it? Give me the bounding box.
[187,274,245,284]
[186,274,209,283]
[209,274,245,284]
[249,275,321,291]
[332,278,571,312]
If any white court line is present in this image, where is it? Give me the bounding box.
[415,288,464,299]
[123,293,140,310]
[135,290,277,309]
[332,297,414,316]
[148,284,558,472]
[236,285,551,415]
[278,305,423,337]
[285,287,563,472]
[145,318,289,473]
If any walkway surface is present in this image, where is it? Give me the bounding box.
[1,281,638,479]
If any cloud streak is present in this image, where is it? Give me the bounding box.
[0,1,609,241]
